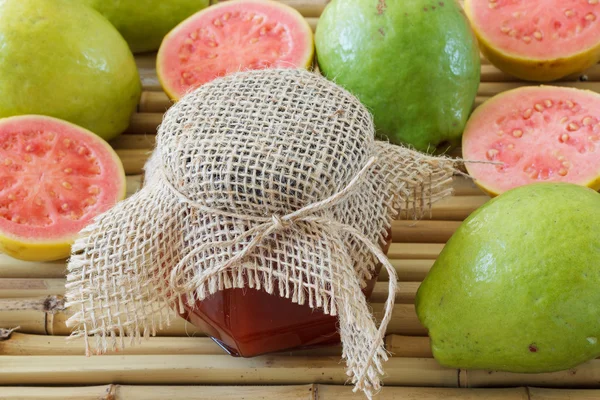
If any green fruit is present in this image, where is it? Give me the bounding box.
[76,0,210,53]
[0,0,141,141]
[416,183,600,373]
[315,0,480,152]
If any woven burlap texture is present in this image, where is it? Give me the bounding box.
[65,68,458,398]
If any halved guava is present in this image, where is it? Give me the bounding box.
[462,86,600,196]
[464,0,600,82]
[156,0,314,100]
[0,115,126,261]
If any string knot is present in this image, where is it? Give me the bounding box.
[271,215,289,230]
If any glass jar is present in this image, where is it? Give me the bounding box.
[178,231,392,357]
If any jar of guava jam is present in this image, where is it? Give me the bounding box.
[178,231,392,357]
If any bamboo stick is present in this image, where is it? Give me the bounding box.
[480,64,600,83]
[116,149,152,175]
[0,296,206,337]
[391,220,460,243]
[0,257,431,287]
[0,332,435,361]
[453,176,485,196]
[0,296,63,334]
[1,301,426,336]
[385,334,432,358]
[384,259,434,281]
[0,385,116,400]
[473,96,490,109]
[116,384,315,400]
[0,310,46,334]
[110,134,156,150]
[0,355,455,387]
[387,243,444,259]
[134,53,157,70]
[0,278,64,298]
[318,386,529,399]
[0,296,63,313]
[401,195,487,221]
[265,0,327,17]
[124,113,163,135]
[0,278,417,304]
[8,385,600,400]
[460,360,600,388]
[528,387,600,399]
[479,64,517,83]
[0,332,343,357]
[139,68,161,92]
[214,0,326,18]
[373,303,427,335]
[477,81,600,97]
[0,331,341,357]
[0,384,315,400]
[370,281,419,303]
[46,307,206,337]
[0,256,65,279]
[138,91,173,113]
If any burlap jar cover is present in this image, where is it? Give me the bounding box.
[65,68,459,398]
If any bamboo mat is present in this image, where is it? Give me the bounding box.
[3,1,600,399]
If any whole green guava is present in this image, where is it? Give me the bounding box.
[416,183,600,373]
[0,0,141,141]
[76,0,210,53]
[315,0,480,152]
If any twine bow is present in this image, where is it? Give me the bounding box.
[160,156,398,391]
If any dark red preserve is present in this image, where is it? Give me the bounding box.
[179,232,391,357]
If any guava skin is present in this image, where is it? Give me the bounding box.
[0,0,141,141]
[416,183,600,373]
[77,0,210,53]
[315,0,480,153]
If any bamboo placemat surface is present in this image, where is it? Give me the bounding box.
[2,1,600,399]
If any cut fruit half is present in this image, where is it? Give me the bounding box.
[157,0,315,100]
[464,0,600,81]
[0,115,126,261]
[462,86,600,196]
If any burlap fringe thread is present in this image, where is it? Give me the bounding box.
[65,68,460,398]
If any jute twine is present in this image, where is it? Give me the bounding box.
[65,68,458,398]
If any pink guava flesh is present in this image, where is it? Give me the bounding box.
[0,115,125,241]
[463,86,600,195]
[157,0,313,99]
[471,0,600,59]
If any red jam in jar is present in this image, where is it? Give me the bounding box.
[178,232,391,357]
